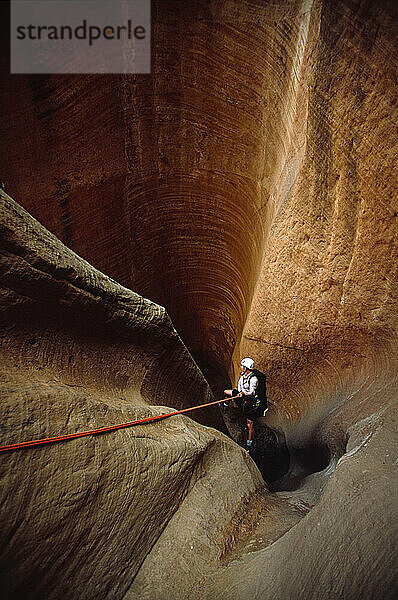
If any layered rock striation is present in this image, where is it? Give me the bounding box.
[0,193,272,600]
[0,0,323,390]
[0,0,397,598]
[241,0,398,444]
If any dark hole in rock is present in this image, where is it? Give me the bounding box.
[249,422,290,484]
[268,443,331,492]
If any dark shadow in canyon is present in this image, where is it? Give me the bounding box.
[267,441,331,492]
[219,406,331,492]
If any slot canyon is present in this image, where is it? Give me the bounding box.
[0,1,397,599]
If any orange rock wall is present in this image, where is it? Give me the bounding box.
[0,0,397,429]
[1,1,398,599]
[1,0,322,390]
[241,0,398,439]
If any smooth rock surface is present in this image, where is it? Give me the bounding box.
[0,0,397,599]
[0,193,275,600]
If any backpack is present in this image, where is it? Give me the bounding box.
[251,368,268,413]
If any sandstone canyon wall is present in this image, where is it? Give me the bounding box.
[0,0,323,391]
[1,0,397,599]
[1,192,271,599]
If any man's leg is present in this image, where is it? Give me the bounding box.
[246,418,254,450]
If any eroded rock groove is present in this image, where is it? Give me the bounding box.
[0,0,397,598]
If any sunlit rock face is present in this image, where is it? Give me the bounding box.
[241,0,398,446]
[0,0,397,599]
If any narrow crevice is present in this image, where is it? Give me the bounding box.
[209,361,333,494]
[249,422,291,485]
[267,441,330,492]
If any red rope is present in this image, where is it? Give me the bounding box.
[0,395,241,454]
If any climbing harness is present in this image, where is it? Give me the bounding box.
[0,394,244,454]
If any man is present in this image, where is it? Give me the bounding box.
[222,357,262,452]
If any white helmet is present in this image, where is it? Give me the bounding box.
[241,357,254,370]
